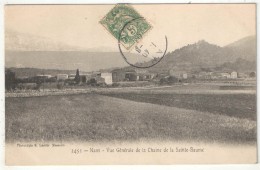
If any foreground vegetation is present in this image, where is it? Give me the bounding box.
[6,93,256,144]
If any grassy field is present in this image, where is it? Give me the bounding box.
[6,93,256,144]
[101,92,256,120]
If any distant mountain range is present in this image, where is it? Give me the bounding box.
[5,30,256,75]
[5,30,86,51]
[5,51,130,72]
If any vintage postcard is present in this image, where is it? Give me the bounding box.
[4,4,257,165]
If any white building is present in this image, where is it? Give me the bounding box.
[182,73,188,79]
[221,73,231,79]
[230,71,238,79]
[57,74,68,80]
[238,73,248,78]
[101,73,113,85]
[68,74,76,80]
[36,74,52,78]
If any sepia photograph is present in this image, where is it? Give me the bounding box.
[4,4,257,165]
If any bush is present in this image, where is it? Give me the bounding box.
[160,76,178,85]
[112,83,120,87]
[34,83,42,90]
[17,83,37,90]
[57,83,64,89]
[87,78,97,86]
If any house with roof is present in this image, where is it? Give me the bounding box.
[230,71,238,79]
[57,74,68,81]
[220,73,231,79]
[101,72,113,85]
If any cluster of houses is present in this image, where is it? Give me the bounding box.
[194,71,255,79]
[111,68,156,82]
[18,68,256,86]
[22,72,113,85]
[21,68,157,85]
[169,69,256,80]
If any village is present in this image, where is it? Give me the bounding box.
[5,66,256,91]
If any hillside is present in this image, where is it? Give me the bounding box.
[224,35,256,62]
[216,58,256,73]
[144,36,256,74]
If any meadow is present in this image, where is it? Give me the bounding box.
[101,92,256,120]
[5,91,256,144]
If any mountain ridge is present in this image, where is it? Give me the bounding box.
[141,35,256,74]
[5,30,86,51]
[5,30,256,74]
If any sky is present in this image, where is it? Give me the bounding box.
[5,4,256,52]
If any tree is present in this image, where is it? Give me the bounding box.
[249,72,256,78]
[168,76,178,83]
[5,69,16,90]
[57,82,64,89]
[75,69,80,84]
[87,78,97,86]
[81,76,87,83]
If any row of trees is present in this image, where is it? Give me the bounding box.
[5,69,100,91]
[6,69,43,91]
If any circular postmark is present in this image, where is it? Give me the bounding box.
[118,17,168,68]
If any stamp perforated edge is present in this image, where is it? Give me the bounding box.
[99,4,153,51]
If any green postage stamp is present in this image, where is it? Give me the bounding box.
[100,4,152,50]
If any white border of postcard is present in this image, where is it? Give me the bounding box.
[0,0,259,170]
